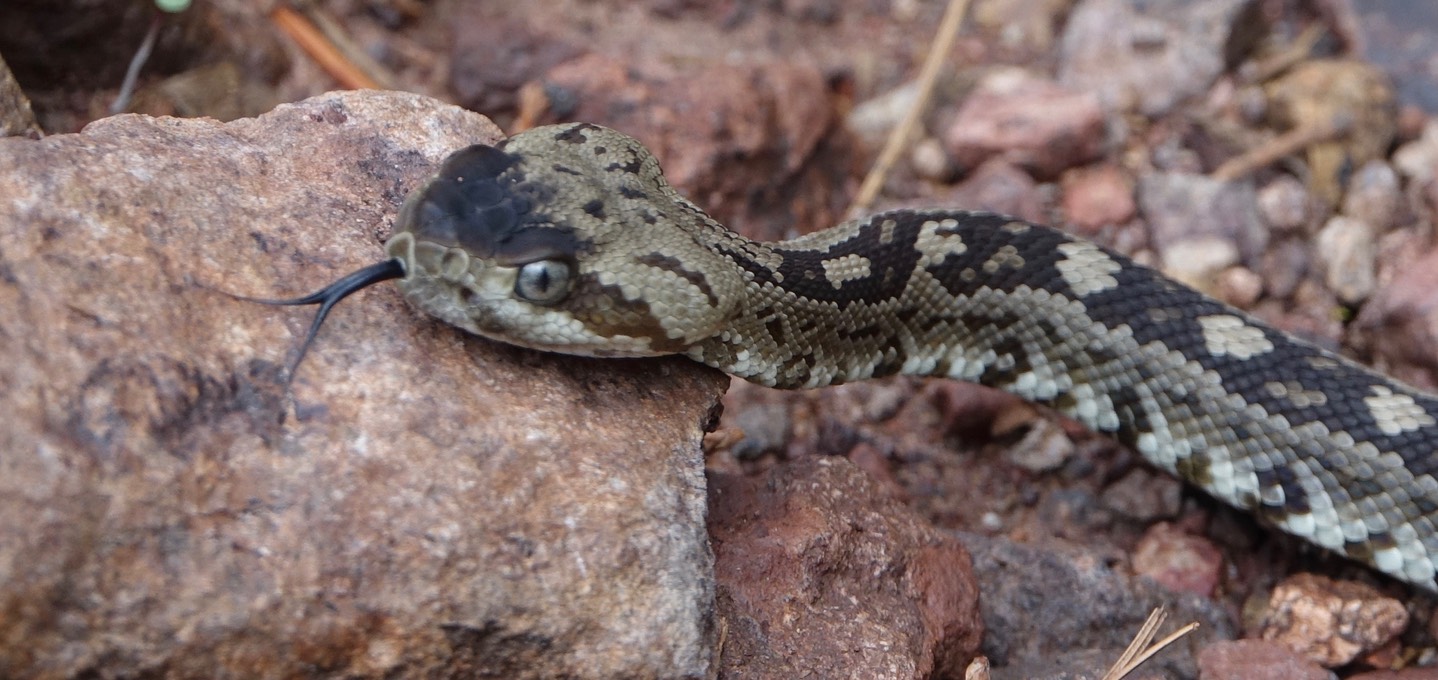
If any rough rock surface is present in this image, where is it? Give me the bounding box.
[961,532,1236,679]
[1062,163,1136,234]
[709,456,984,678]
[929,158,1046,225]
[0,91,729,679]
[1130,522,1225,597]
[1138,172,1268,293]
[1357,245,1438,389]
[1315,215,1378,304]
[1349,670,1438,680]
[1058,0,1256,116]
[943,68,1105,179]
[533,52,851,243]
[1195,640,1330,680]
[1257,574,1409,668]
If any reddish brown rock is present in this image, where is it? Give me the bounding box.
[0,91,727,679]
[1131,522,1224,597]
[1350,670,1438,680]
[709,457,983,679]
[1196,639,1330,680]
[534,52,851,241]
[1099,469,1183,524]
[1062,163,1136,234]
[1257,573,1408,668]
[1356,245,1438,388]
[935,158,1046,224]
[943,68,1105,179]
[448,7,584,118]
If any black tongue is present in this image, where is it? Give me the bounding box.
[240,258,406,377]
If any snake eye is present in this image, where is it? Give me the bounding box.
[514,259,573,305]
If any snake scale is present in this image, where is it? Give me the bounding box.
[266,122,1438,593]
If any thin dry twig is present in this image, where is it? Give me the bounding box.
[295,1,398,90]
[848,0,972,217]
[1099,607,1200,680]
[511,81,552,134]
[270,4,381,90]
[110,12,162,114]
[1243,23,1326,84]
[1210,113,1351,182]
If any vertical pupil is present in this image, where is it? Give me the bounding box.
[534,266,550,292]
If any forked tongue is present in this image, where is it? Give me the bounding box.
[239,258,406,377]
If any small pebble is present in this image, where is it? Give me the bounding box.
[1159,237,1239,293]
[1139,171,1268,265]
[1256,175,1311,234]
[1003,418,1074,474]
[1315,216,1377,304]
[1061,164,1135,234]
[730,402,791,459]
[910,136,956,182]
[1215,266,1263,308]
[1100,468,1182,522]
[845,81,919,146]
[1341,160,1401,232]
[1131,522,1223,597]
[1258,239,1309,300]
[1393,119,1438,184]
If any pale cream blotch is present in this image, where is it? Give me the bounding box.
[1054,241,1120,296]
[981,244,1025,274]
[915,218,968,267]
[1197,315,1274,360]
[820,253,873,289]
[878,218,898,245]
[1364,386,1437,437]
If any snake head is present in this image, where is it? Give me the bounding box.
[254,123,744,371]
[382,122,743,358]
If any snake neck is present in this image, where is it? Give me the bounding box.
[686,208,1118,393]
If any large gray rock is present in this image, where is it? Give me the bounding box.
[1058,0,1257,116]
[0,91,726,679]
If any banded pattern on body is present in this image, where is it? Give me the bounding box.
[349,123,1438,591]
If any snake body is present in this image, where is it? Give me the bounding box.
[334,122,1438,591]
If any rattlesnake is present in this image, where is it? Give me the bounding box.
[263,122,1438,592]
